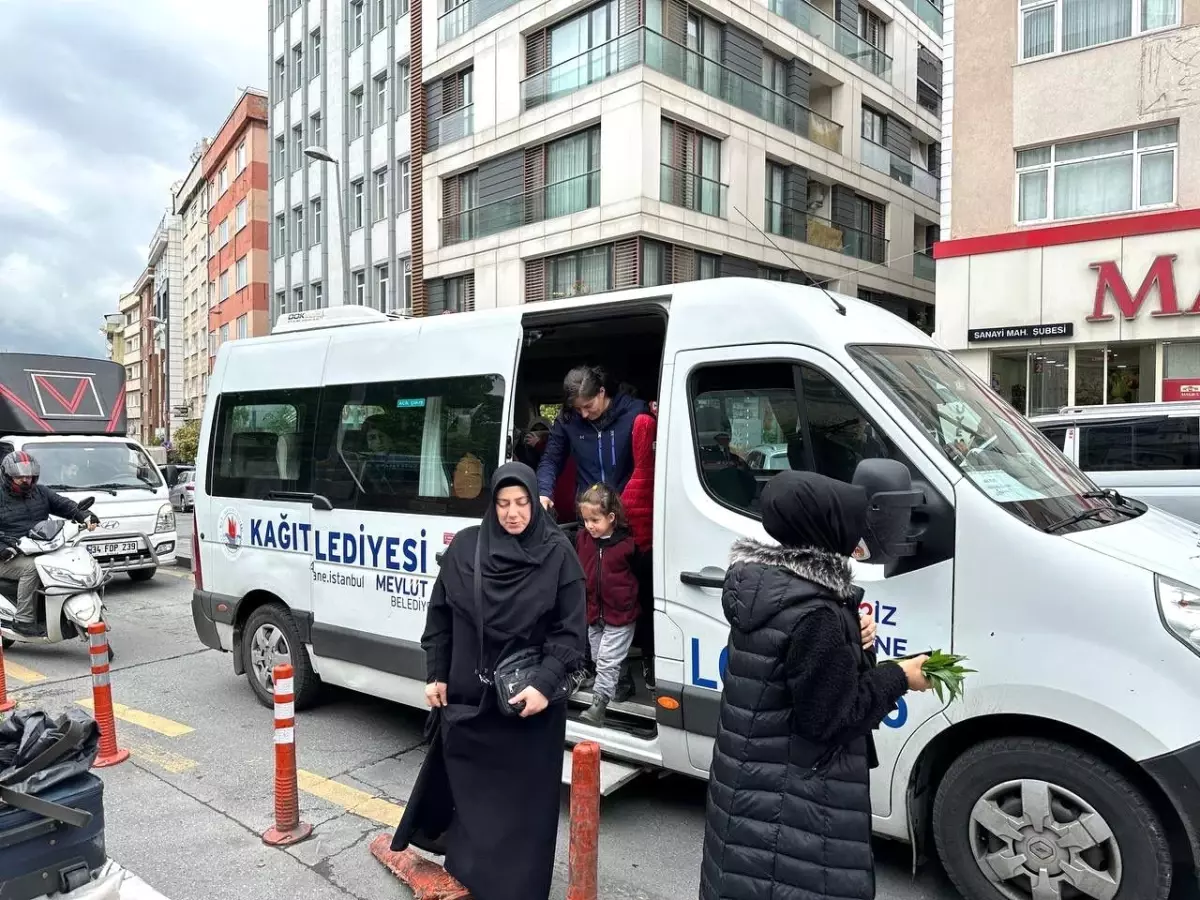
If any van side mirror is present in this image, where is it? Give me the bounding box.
[78,497,96,511]
[852,458,922,563]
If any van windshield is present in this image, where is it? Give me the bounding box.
[849,345,1141,532]
[26,441,163,493]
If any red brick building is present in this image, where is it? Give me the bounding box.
[205,89,270,367]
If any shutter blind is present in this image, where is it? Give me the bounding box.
[672,244,694,283]
[463,274,476,312]
[524,146,546,225]
[526,30,548,76]
[525,259,546,303]
[441,177,461,245]
[671,121,696,208]
[614,238,640,288]
[665,0,688,44]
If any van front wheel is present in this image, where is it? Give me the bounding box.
[241,603,320,711]
[932,737,1172,900]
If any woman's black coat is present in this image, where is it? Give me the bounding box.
[700,538,908,900]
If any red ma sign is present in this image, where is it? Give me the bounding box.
[1088,254,1200,321]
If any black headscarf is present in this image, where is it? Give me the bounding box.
[761,471,868,557]
[442,462,582,641]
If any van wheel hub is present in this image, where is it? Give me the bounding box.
[249,623,290,692]
[969,778,1121,900]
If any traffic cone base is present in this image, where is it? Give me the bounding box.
[262,821,313,847]
[0,698,14,714]
[93,747,130,768]
[369,835,471,900]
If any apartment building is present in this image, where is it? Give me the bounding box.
[147,211,185,442]
[935,0,1198,414]
[124,276,150,444]
[175,140,212,420]
[268,0,942,325]
[206,89,273,361]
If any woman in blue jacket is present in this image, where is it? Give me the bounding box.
[536,365,648,512]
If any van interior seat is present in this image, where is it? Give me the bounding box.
[277,431,300,481]
[231,432,282,479]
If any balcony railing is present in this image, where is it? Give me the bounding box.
[861,139,939,200]
[520,29,842,152]
[900,0,943,34]
[765,200,888,265]
[768,0,892,81]
[441,170,601,245]
[913,251,936,282]
[660,164,727,217]
[438,0,518,43]
[428,105,474,151]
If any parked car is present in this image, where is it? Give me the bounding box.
[745,443,790,470]
[169,470,196,512]
[1030,401,1200,523]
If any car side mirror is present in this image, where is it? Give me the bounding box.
[852,458,922,564]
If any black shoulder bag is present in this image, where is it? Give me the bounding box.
[472,535,570,717]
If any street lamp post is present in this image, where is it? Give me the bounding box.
[304,146,351,308]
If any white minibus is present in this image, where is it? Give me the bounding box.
[192,279,1200,900]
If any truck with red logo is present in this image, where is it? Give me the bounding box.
[0,353,177,581]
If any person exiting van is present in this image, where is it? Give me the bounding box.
[700,471,929,900]
[574,484,641,726]
[536,365,648,513]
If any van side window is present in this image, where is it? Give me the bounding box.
[1038,426,1067,451]
[688,362,895,516]
[1078,419,1200,471]
[208,389,320,498]
[313,374,505,517]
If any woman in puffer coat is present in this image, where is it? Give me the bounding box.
[700,471,930,900]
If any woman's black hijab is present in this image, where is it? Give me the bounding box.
[443,462,581,640]
[761,470,868,557]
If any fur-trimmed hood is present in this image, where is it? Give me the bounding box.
[724,537,857,631]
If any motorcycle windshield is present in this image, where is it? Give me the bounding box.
[29,519,66,542]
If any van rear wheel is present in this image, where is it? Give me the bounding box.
[1,637,12,650]
[932,737,1172,900]
[241,603,320,711]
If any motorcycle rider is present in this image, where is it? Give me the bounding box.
[0,451,97,637]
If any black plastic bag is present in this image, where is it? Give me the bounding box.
[0,707,100,796]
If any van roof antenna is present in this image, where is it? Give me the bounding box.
[731,205,847,316]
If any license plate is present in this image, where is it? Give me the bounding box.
[88,541,140,557]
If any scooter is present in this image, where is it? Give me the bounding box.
[0,497,112,655]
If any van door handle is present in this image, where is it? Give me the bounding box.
[680,570,725,589]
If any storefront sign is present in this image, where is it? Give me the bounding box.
[968,323,1074,342]
[1089,254,1200,322]
[1162,378,1200,402]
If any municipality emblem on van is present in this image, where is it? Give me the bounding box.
[217,507,245,560]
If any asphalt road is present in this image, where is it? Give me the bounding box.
[3,559,962,900]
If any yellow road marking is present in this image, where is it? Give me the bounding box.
[76,699,194,737]
[126,740,198,774]
[297,770,405,827]
[4,660,46,684]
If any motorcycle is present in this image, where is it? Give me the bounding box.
[0,497,113,657]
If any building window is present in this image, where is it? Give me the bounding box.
[309,112,322,147]
[765,161,786,235]
[291,286,304,313]
[311,281,324,308]
[660,119,724,217]
[274,135,286,178]
[375,0,387,30]
[398,158,411,212]
[274,57,286,96]
[762,52,786,95]
[219,269,231,301]
[401,258,412,311]
[548,246,612,299]
[858,7,886,50]
[235,256,248,290]
[292,205,305,247]
[274,291,286,321]
[292,125,304,169]
[275,213,286,257]
[310,197,323,245]
[376,263,390,309]
[220,324,229,345]
[310,29,322,78]
[397,61,410,115]
[353,270,367,304]
[373,72,389,124]
[542,128,601,219]
[235,199,248,231]
[862,106,886,145]
[400,0,409,13]
[351,179,365,229]
[292,43,304,90]
[351,88,365,138]
[217,166,228,195]
[697,252,720,279]
[1017,124,1177,223]
[236,142,247,173]
[237,314,249,340]
[351,0,365,46]
[1020,0,1179,60]
[217,217,229,247]
[374,168,388,219]
[641,240,668,287]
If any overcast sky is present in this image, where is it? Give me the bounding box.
[0,0,267,359]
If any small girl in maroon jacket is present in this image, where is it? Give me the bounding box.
[575,483,641,726]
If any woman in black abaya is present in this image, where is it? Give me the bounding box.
[392,462,586,900]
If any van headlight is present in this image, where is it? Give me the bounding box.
[1156,575,1200,655]
[155,504,175,534]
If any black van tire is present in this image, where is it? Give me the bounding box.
[128,568,156,582]
[1,637,12,649]
[933,736,1171,900]
[241,603,320,711]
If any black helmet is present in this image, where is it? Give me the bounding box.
[1,451,39,497]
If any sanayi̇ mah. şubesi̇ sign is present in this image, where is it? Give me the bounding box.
[967,323,1075,342]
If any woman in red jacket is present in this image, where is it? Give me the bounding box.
[574,483,641,726]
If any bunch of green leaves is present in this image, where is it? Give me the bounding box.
[921,650,975,703]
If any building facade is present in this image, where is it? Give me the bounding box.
[175,141,212,421]
[268,0,943,324]
[935,0,1199,415]
[147,211,186,442]
[206,89,273,361]
[125,275,152,444]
